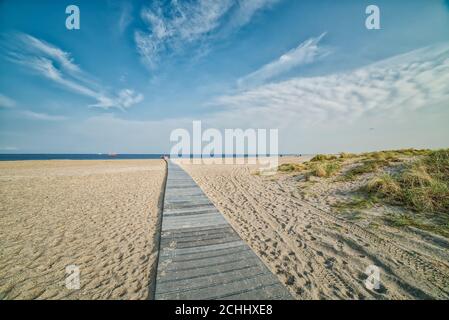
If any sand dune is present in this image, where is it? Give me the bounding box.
[0,160,166,300]
[180,157,449,299]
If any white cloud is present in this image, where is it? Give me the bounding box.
[73,43,449,153]
[118,2,133,34]
[238,33,330,88]
[135,0,233,68]
[21,110,67,121]
[5,33,143,110]
[228,0,280,28]
[211,43,449,128]
[89,89,144,110]
[0,93,16,108]
[135,0,280,69]
[20,34,81,73]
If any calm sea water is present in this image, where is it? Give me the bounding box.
[0,154,166,161]
[0,154,300,161]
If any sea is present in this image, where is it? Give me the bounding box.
[0,154,166,161]
[0,154,301,161]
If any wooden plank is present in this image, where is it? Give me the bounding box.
[154,160,292,300]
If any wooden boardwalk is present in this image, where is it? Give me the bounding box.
[154,160,292,300]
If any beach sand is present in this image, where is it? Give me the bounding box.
[180,157,449,299]
[0,160,166,300]
[2,157,448,300]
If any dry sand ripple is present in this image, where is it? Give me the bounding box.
[0,160,166,300]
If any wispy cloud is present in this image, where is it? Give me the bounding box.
[238,33,330,88]
[3,33,143,110]
[24,34,81,72]
[0,93,16,108]
[21,110,67,121]
[227,0,280,29]
[211,43,449,127]
[89,89,143,109]
[135,0,233,69]
[118,2,133,34]
[135,0,280,69]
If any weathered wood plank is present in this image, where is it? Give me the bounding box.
[154,160,292,300]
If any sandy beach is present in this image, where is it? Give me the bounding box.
[0,160,166,299]
[1,156,448,300]
[180,157,449,299]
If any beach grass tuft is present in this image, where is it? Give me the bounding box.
[361,148,431,160]
[312,161,341,177]
[339,152,356,159]
[333,196,377,212]
[278,163,306,172]
[342,159,392,181]
[383,213,449,238]
[363,149,449,213]
[311,154,338,162]
[278,160,341,178]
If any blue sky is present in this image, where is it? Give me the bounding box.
[0,0,448,153]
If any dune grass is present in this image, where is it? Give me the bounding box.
[278,160,341,178]
[278,163,306,172]
[339,152,356,159]
[361,148,431,160]
[341,159,393,181]
[330,149,448,237]
[384,213,449,238]
[337,149,428,181]
[309,161,341,178]
[310,154,338,162]
[301,149,448,236]
[363,149,449,213]
[333,196,377,212]
[278,148,434,184]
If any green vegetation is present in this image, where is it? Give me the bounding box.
[310,154,338,162]
[361,148,431,160]
[339,152,356,159]
[333,196,377,212]
[364,149,449,213]
[278,163,306,172]
[384,213,449,238]
[278,148,436,186]
[278,159,341,179]
[341,159,393,181]
[307,149,449,237]
[315,148,430,163]
[309,161,341,178]
[331,149,430,181]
